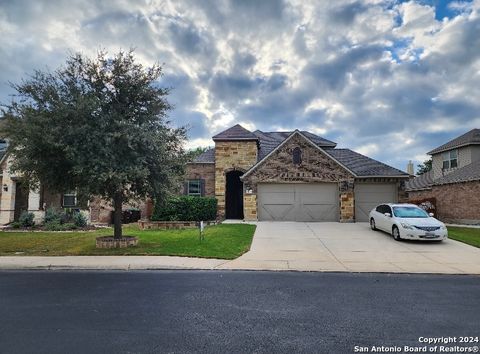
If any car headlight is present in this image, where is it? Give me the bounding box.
[440,225,447,230]
[400,222,415,230]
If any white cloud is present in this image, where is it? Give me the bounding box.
[0,0,479,170]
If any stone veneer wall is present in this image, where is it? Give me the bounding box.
[214,141,258,218]
[408,181,480,224]
[185,163,215,196]
[242,133,355,221]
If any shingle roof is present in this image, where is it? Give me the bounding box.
[428,128,480,155]
[212,124,259,141]
[405,170,434,191]
[433,160,480,185]
[254,130,337,160]
[191,127,407,178]
[191,148,215,163]
[324,148,409,177]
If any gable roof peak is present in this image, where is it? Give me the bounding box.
[212,124,258,141]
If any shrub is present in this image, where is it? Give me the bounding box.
[44,208,65,224]
[151,196,217,221]
[19,211,35,227]
[10,221,21,229]
[44,221,62,231]
[72,212,88,227]
[44,222,78,231]
[44,208,88,229]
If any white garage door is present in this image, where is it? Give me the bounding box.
[355,183,397,222]
[258,183,339,222]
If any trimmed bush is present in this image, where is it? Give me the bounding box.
[44,208,88,230]
[44,208,65,224]
[19,211,35,227]
[10,221,21,229]
[151,196,217,221]
[72,212,88,227]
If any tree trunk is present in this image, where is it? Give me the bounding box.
[113,192,123,239]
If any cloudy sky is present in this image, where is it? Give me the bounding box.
[1,0,479,171]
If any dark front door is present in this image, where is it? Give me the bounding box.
[225,170,244,219]
[14,182,29,221]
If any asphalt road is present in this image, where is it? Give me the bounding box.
[0,271,479,354]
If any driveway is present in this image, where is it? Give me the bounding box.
[219,222,480,274]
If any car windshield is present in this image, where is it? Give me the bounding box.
[393,207,429,218]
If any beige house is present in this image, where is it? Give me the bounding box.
[186,124,409,222]
[406,128,480,224]
[0,145,146,225]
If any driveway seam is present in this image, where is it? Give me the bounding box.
[305,222,346,268]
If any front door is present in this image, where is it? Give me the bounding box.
[14,182,29,221]
[225,170,244,219]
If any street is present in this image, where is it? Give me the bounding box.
[0,271,478,354]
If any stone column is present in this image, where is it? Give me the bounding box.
[27,188,45,224]
[339,179,355,222]
[0,161,16,225]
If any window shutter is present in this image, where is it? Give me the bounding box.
[200,179,205,197]
[184,182,189,195]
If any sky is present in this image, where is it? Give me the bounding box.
[0,0,479,171]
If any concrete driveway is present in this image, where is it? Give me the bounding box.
[219,222,480,274]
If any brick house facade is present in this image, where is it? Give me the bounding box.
[406,128,480,224]
[185,124,409,222]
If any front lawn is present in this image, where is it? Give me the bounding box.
[447,226,480,248]
[0,223,256,259]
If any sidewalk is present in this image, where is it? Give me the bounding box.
[0,256,228,270]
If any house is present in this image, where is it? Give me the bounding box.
[406,128,480,224]
[0,144,146,225]
[185,124,409,222]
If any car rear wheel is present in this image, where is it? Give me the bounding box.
[392,226,401,241]
[370,218,377,231]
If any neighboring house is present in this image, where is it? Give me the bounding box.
[185,124,409,222]
[0,145,147,225]
[406,128,480,224]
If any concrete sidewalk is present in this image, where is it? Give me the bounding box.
[1,222,479,274]
[0,255,228,270]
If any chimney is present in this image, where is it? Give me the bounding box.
[407,160,414,175]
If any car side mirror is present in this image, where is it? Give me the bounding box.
[384,212,391,217]
[429,213,434,217]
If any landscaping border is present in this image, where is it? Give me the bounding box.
[138,220,217,230]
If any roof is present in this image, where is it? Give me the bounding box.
[405,170,434,191]
[193,128,407,178]
[254,130,337,160]
[190,148,215,163]
[433,160,480,185]
[212,124,259,141]
[428,128,480,155]
[324,148,409,177]
[242,130,354,179]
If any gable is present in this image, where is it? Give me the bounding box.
[242,132,353,185]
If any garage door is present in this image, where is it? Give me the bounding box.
[355,183,397,222]
[258,183,338,221]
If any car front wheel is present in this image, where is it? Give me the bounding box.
[370,218,377,231]
[392,226,401,241]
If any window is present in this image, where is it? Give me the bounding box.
[293,147,302,164]
[442,150,458,170]
[393,206,428,218]
[63,191,77,207]
[187,179,202,196]
[376,205,392,214]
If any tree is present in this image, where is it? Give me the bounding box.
[185,146,210,162]
[1,50,186,239]
[417,159,432,175]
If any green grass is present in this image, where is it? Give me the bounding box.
[447,226,480,248]
[0,223,256,259]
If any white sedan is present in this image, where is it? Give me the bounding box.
[369,203,448,241]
